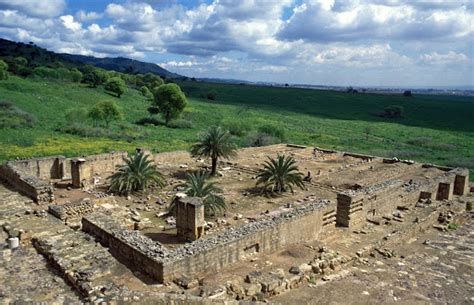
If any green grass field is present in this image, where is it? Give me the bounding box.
[1,76,473,179]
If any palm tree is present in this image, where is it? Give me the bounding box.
[256,154,305,193]
[109,151,164,194]
[191,126,237,176]
[169,171,226,217]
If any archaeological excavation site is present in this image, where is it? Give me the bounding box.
[1,144,473,304]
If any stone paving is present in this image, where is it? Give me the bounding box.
[272,213,474,304]
[0,185,82,304]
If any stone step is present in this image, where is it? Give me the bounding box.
[32,224,129,300]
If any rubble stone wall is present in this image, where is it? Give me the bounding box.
[82,213,169,282]
[0,164,54,203]
[162,202,330,281]
[336,169,461,228]
[73,152,127,184]
[6,156,66,181]
[49,199,95,221]
[83,200,332,283]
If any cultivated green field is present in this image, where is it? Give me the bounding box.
[1,76,473,179]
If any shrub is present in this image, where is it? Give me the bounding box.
[0,101,37,128]
[64,108,88,123]
[0,60,9,80]
[109,151,165,195]
[167,119,193,129]
[140,86,153,100]
[136,117,163,126]
[246,132,278,147]
[222,120,251,137]
[256,154,305,193]
[447,157,474,169]
[207,91,217,100]
[168,172,226,217]
[383,105,404,118]
[9,137,35,147]
[407,137,433,146]
[147,106,160,116]
[258,124,286,141]
[447,223,459,230]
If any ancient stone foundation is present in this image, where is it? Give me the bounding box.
[335,167,465,229]
[83,199,332,283]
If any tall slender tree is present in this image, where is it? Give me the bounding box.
[191,126,237,176]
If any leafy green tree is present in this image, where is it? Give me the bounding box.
[65,108,88,123]
[109,151,164,195]
[88,105,103,126]
[168,172,226,217]
[69,68,83,82]
[383,105,404,118]
[0,60,8,80]
[14,57,28,67]
[191,126,237,176]
[140,85,153,100]
[33,66,59,79]
[147,106,160,116]
[256,154,305,193]
[82,71,102,88]
[143,72,163,88]
[88,101,122,127]
[152,83,187,125]
[104,77,126,98]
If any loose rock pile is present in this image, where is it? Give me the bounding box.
[49,199,95,221]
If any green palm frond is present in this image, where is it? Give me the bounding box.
[256,154,305,193]
[191,126,237,175]
[168,171,226,217]
[108,151,164,195]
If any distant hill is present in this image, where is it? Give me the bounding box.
[60,53,182,79]
[0,38,183,79]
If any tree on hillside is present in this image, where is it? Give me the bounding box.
[14,57,28,67]
[109,151,164,195]
[82,70,102,88]
[152,83,187,125]
[256,154,305,194]
[104,77,126,98]
[140,85,153,100]
[0,60,8,80]
[69,68,83,82]
[168,172,226,217]
[142,72,163,89]
[383,105,404,118]
[191,126,237,176]
[88,101,122,127]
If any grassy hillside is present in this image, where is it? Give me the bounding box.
[1,76,473,179]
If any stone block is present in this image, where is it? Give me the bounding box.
[437,182,453,201]
[245,283,262,296]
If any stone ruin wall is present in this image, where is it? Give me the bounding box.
[336,166,469,228]
[6,156,66,181]
[48,199,95,221]
[75,152,127,180]
[0,151,129,203]
[0,163,54,203]
[162,200,331,282]
[83,200,333,283]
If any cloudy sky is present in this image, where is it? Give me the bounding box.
[0,0,472,87]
